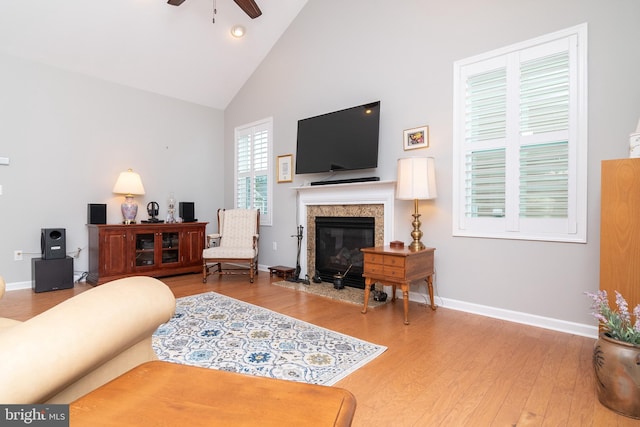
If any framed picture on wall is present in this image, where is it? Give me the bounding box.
[277,154,293,183]
[403,126,429,150]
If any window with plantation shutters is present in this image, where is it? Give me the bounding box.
[453,24,587,242]
[234,118,273,226]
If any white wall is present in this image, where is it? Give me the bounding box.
[224,0,640,329]
[0,53,225,285]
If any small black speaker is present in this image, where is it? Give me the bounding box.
[32,257,73,292]
[41,228,66,260]
[179,202,196,222]
[88,203,107,224]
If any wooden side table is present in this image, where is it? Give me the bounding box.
[361,246,436,325]
[70,361,356,426]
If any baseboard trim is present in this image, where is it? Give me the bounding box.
[7,271,88,292]
[7,268,272,292]
[399,289,598,339]
[6,281,32,291]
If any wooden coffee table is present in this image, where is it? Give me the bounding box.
[70,361,356,426]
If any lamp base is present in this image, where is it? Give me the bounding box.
[121,196,138,225]
[409,201,425,251]
[408,240,425,252]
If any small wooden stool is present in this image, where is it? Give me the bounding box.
[268,265,296,280]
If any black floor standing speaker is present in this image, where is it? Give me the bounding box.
[32,257,74,293]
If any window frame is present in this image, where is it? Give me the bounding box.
[234,117,273,226]
[452,23,588,243]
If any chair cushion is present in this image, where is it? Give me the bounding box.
[203,247,256,259]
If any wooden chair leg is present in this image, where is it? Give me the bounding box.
[202,262,208,283]
[202,259,256,284]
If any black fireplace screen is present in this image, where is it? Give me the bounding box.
[315,216,375,289]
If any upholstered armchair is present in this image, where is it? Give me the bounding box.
[202,208,260,283]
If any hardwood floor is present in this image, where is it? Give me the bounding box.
[1,272,636,426]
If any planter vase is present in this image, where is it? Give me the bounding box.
[593,333,640,418]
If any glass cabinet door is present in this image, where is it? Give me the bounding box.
[135,233,156,267]
[161,231,180,264]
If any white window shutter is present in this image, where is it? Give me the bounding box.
[234,118,273,226]
[453,24,587,242]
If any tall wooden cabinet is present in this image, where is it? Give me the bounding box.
[600,159,640,309]
[88,222,207,285]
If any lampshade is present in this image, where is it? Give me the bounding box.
[396,157,437,200]
[112,169,145,196]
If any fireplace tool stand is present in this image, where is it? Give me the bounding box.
[288,225,309,284]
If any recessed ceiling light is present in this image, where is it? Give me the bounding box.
[231,25,246,38]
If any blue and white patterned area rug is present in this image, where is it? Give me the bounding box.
[152,292,387,386]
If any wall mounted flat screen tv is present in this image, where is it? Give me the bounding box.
[295,101,380,174]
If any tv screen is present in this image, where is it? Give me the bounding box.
[295,101,380,174]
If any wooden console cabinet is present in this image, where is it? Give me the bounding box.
[87,222,207,285]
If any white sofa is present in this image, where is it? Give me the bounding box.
[0,275,175,403]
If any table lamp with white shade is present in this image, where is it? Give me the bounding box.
[396,157,437,251]
[113,168,145,224]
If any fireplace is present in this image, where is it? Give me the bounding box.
[295,180,396,281]
[315,216,375,288]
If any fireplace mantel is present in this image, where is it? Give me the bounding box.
[295,180,396,278]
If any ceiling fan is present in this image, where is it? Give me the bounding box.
[167,0,262,19]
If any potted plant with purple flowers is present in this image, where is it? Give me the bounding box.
[586,290,640,419]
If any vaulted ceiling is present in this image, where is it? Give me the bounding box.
[0,0,307,109]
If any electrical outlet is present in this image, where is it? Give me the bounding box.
[14,250,23,261]
[272,242,277,251]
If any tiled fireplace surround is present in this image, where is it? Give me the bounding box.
[295,181,396,279]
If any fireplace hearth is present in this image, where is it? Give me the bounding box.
[315,216,375,288]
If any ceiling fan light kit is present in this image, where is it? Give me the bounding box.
[231,25,246,38]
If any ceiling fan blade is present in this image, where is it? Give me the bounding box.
[233,0,262,19]
[167,0,186,6]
